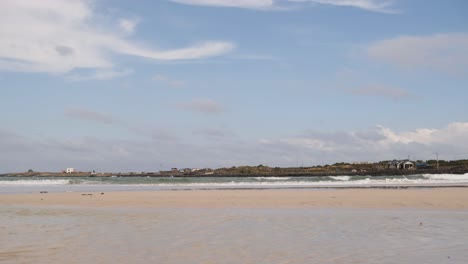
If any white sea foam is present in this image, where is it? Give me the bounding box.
[147,177,468,188]
[254,177,291,180]
[423,173,468,181]
[0,179,70,185]
[1,174,468,189]
[329,176,351,181]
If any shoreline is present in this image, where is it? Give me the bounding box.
[2,168,467,178]
[1,188,468,209]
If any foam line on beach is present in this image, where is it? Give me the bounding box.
[0,179,71,185]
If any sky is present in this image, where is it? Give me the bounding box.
[1,0,468,172]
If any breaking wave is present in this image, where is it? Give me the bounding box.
[329,176,351,181]
[423,173,468,181]
[254,177,291,180]
[1,173,468,190]
[0,179,71,185]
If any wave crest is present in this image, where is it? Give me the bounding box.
[0,179,70,185]
[423,173,468,181]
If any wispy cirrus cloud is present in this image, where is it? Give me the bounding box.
[176,99,225,114]
[169,0,274,9]
[368,33,468,74]
[169,0,397,13]
[192,127,236,138]
[64,107,181,142]
[65,107,117,125]
[0,0,234,76]
[296,0,397,13]
[67,69,134,81]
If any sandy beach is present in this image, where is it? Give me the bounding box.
[1,188,467,209]
[2,188,468,263]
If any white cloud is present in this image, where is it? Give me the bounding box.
[262,122,468,163]
[297,0,397,13]
[368,33,468,74]
[64,106,184,143]
[119,18,140,34]
[1,122,468,172]
[170,0,274,8]
[176,99,225,114]
[169,0,397,12]
[0,0,234,75]
[68,68,133,81]
[116,41,234,60]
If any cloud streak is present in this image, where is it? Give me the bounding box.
[170,0,274,8]
[169,0,397,12]
[176,99,226,114]
[67,69,134,81]
[0,0,234,75]
[299,0,397,13]
[65,107,117,124]
[368,33,468,74]
[192,128,236,138]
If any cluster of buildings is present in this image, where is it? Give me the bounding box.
[386,160,415,170]
[62,159,428,176]
[160,168,213,175]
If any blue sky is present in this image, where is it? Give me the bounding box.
[1,0,467,172]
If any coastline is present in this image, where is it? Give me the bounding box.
[2,166,467,178]
[1,188,468,209]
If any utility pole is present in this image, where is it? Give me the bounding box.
[435,152,439,170]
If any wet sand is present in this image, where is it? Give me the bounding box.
[1,188,468,209]
[2,188,468,263]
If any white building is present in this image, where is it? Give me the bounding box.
[386,160,415,170]
[66,168,75,173]
[398,161,415,170]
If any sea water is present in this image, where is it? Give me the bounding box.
[1,206,467,263]
[1,173,468,194]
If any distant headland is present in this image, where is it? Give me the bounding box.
[2,159,468,177]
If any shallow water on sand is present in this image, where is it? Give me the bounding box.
[1,206,467,264]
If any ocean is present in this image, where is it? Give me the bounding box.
[1,206,467,263]
[1,173,468,194]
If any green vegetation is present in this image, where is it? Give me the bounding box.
[2,159,467,178]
